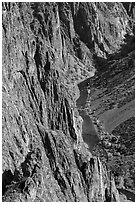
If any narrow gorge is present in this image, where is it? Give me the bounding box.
[2,2,135,202]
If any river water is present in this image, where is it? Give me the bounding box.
[76,78,99,150]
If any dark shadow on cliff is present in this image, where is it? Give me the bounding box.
[107,34,135,61]
[2,170,14,195]
[93,33,135,73]
[118,188,135,202]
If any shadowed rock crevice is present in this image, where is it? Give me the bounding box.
[2,170,14,195]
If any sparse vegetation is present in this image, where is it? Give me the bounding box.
[91,117,135,191]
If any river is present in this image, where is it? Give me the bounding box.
[76,78,99,150]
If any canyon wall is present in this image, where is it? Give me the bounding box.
[2,2,133,201]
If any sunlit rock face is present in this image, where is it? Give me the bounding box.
[2,2,134,202]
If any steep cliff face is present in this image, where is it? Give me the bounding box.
[2,2,133,202]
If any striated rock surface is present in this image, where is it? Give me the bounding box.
[2,2,134,202]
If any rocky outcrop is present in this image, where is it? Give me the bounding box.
[2,2,133,202]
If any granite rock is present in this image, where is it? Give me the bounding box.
[2,2,133,202]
